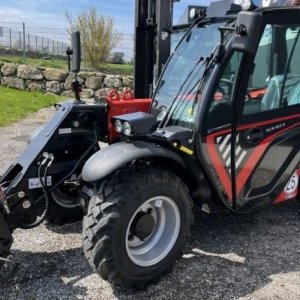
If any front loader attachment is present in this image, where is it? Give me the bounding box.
[0,100,107,230]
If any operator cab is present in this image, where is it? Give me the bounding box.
[113,0,300,213]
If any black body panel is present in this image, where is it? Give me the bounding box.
[0,101,107,222]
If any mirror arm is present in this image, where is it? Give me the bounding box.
[72,74,82,102]
[66,47,73,72]
[69,32,83,102]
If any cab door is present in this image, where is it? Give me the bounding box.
[233,17,300,211]
[200,11,300,212]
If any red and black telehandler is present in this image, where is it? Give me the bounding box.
[0,0,196,267]
[2,0,300,289]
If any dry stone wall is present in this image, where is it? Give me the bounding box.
[0,62,134,99]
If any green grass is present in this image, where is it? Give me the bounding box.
[96,63,133,75]
[0,55,133,75]
[0,86,63,127]
[0,55,68,70]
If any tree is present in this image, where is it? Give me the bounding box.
[65,8,122,69]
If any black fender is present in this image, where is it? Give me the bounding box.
[82,141,186,183]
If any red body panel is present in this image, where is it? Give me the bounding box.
[106,92,151,143]
[206,113,300,205]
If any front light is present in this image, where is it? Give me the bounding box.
[157,110,167,122]
[114,119,123,133]
[242,0,254,10]
[123,122,132,136]
[189,8,196,19]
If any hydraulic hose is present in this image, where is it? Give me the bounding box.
[34,127,99,206]
[19,161,50,229]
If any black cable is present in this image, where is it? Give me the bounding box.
[19,162,50,229]
[160,56,206,128]
[34,130,98,205]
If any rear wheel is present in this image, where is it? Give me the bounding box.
[46,186,83,225]
[82,166,194,288]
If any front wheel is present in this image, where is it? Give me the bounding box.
[82,166,194,288]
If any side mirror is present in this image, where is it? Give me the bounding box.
[231,11,263,54]
[71,31,81,73]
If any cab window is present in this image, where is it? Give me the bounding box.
[204,52,242,129]
[243,24,300,116]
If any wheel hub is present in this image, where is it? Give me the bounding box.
[131,211,155,240]
[126,196,181,267]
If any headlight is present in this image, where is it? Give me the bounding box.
[242,0,254,10]
[114,119,123,133]
[123,122,132,136]
[189,8,196,19]
[157,110,167,122]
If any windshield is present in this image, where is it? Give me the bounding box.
[151,18,235,129]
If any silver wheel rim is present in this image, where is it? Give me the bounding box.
[125,196,180,267]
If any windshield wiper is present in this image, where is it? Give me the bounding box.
[163,55,214,129]
[191,55,213,115]
[160,25,234,128]
[159,56,207,128]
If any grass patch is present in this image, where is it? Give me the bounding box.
[0,86,63,127]
[0,55,68,70]
[96,63,133,75]
[0,55,133,75]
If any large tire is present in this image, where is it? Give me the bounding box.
[82,166,194,288]
[46,187,83,226]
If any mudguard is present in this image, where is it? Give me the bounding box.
[82,141,186,183]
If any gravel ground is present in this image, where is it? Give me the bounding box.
[1,107,300,299]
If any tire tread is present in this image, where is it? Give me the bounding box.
[82,165,194,288]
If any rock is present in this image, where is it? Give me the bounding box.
[42,68,67,81]
[81,89,94,99]
[45,81,62,94]
[104,75,123,88]
[27,81,44,92]
[0,61,4,69]
[1,76,25,89]
[1,63,18,76]
[44,92,57,97]
[85,76,103,90]
[64,75,84,90]
[123,76,133,88]
[17,65,44,80]
[78,71,95,79]
[95,88,110,99]
[61,90,75,98]
[122,87,133,93]
[95,72,106,78]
